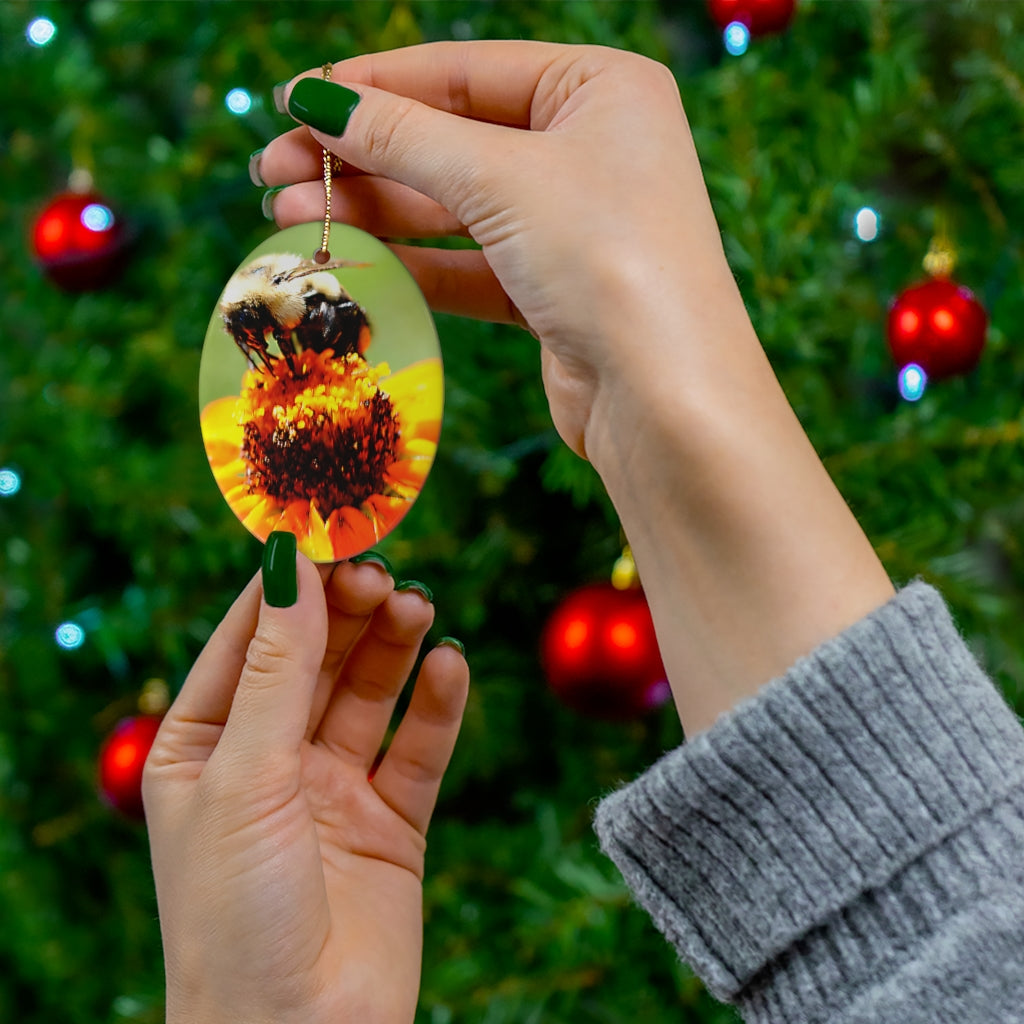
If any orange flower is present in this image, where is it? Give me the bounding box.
[201,349,442,561]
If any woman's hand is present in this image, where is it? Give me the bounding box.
[256,41,740,463]
[257,41,893,736]
[143,542,468,1024]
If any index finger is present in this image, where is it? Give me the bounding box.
[293,39,573,129]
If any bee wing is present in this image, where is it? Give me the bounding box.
[281,260,373,281]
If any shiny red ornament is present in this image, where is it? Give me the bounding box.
[540,582,669,720]
[707,0,796,35]
[887,277,987,380]
[31,190,127,291]
[98,715,162,818]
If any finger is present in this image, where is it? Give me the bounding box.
[386,244,524,326]
[304,558,395,740]
[313,586,435,768]
[269,176,467,239]
[280,75,527,226]
[256,125,340,184]
[371,643,469,836]
[216,550,329,762]
[146,571,263,768]
[317,40,572,128]
[256,125,384,184]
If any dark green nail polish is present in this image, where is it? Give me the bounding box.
[287,78,361,136]
[350,550,394,575]
[261,186,286,220]
[396,579,433,603]
[437,636,465,657]
[262,531,297,608]
[248,148,266,187]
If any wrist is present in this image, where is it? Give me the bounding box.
[583,302,893,735]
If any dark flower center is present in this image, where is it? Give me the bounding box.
[237,350,399,511]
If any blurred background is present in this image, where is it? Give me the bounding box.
[2,1,1023,1022]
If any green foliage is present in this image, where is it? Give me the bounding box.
[1,1,1023,1022]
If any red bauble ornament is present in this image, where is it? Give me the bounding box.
[32,190,127,291]
[707,0,796,35]
[540,582,669,720]
[98,715,162,818]
[887,277,987,380]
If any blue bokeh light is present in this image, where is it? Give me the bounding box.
[0,468,21,497]
[27,17,57,47]
[225,88,253,115]
[854,206,881,242]
[55,622,86,650]
[724,21,751,56]
[898,363,927,402]
[81,203,115,232]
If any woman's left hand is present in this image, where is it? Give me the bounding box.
[143,545,468,1024]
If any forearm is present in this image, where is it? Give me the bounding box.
[585,272,894,736]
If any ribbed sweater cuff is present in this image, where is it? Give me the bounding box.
[593,582,1024,1020]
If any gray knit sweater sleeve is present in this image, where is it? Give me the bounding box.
[593,582,1024,1023]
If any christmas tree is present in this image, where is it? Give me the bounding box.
[2,2,1023,1022]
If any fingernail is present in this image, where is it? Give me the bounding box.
[437,636,465,657]
[262,531,298,608]
[395,579,433,603]
[272,81,289,114]
[248,148,266,187]
[349,550,394,575]
[261,186,286,220]
[287,78,361,136]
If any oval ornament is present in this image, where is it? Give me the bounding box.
[199,223,442,562]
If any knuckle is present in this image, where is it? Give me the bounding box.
[446,53,473,118]
[363,95,419,166]
[393,749,438,786]
[242,630,292,685]
[648,57,681,95]
[598,46,678,98]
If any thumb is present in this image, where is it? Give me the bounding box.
[217,532,328,763]
[282,76,517,225]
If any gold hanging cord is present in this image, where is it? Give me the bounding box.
[314,63,337,264]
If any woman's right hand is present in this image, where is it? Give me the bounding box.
[255,41,748,464]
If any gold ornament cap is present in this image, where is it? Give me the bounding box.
[138,677,171,716]
[611,544,639,590]
[923,216,956,278]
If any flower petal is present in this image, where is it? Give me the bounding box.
[303,502,337,562]
[274,500,313,539]
[326,506,379,557]
[387,460,431,490]
[242,497,282,538]
[200,396,244,444]
[386,361,442,432]
[365,493,412,535]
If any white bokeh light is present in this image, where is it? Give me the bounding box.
[226,88,253,115]
[81,203,115,232]
[854,206,881,242]
[0,468,21,496]
[27,17,57,47]
[724,21,751,56]
[55,622,86,650]
[898,363,927,402]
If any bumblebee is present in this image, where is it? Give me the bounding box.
[220,253,372,374]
